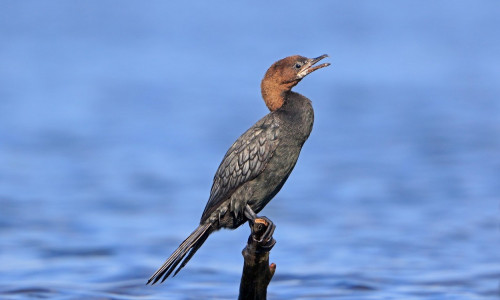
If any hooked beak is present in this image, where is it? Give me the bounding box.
[297,54,330,79]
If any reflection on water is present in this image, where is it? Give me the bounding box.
[1,1,499,299]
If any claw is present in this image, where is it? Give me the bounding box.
[244,206,276,251]
[249,216,276,252]
[253,216,274,243]
[261,219,275,242]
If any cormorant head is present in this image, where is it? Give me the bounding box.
[261,54,330,111]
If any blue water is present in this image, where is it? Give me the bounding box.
[1,1,500,299]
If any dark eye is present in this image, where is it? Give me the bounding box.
[294,62,302,69]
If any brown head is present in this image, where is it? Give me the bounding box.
[261,54,330,111]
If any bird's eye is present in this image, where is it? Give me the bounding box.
[294,63,302,69]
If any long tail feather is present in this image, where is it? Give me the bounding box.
[173,231,210,277]
[147,223,212,284]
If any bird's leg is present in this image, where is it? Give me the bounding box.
[244,205,276,250]
[244,204,258,222]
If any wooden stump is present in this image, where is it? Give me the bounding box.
[238,218,276,300]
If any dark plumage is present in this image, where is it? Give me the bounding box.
[148,54,329,284]
[201,115,280,225]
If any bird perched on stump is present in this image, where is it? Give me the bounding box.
[148,54,330,284]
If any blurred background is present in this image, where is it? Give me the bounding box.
[1,1,499,299]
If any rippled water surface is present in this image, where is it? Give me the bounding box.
[1,1,500,299]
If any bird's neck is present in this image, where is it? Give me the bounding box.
[261,80,297,111]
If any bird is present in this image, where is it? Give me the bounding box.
[147,54,330,284]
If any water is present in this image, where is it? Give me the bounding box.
[1,1,500,299]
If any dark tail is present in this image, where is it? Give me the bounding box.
[147,223,212,284]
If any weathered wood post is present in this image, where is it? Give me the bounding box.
[238,218,276,300]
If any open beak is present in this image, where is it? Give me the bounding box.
[298,54,330,78]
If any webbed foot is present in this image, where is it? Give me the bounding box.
[244,205,276,251]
